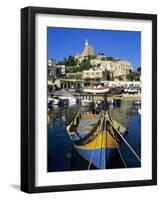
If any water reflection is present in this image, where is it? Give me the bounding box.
[48,100,141,172]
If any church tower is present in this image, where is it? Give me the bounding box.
[85,37,89,46]
[82,38,94,57]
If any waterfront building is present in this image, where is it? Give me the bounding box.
[66,72,82,79]
[48,38,135,87]
[56,65,66,76]
[58,78,83,90]
[102,80,141,88]
[47,60,56,93]
[82,68,107,83]
[48,59,56,78]
[91,59,132,80]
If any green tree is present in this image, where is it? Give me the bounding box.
[59,56,77,66]
[126,72,140,81]
[106,56,115,61]
[67,56,77,66]
[79,59,91,71]
[118,76,123,81]
[137,67,141,72]
[106,70,111,81]
[106,56,120,61]
[89,55,96,59]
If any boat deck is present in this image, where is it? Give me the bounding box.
[77,114,100,135]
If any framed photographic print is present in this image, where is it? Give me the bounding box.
[21,6,157,193]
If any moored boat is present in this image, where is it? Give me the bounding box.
[48,97,53,107]
[59,96,77,106]
[66,111,127,169]
[68,97,77,106]
[83,87,109,94]
[133,100,141,105]
[53,97,60,105]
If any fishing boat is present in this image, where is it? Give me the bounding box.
[66,111,128,169]
[83,87,109,94]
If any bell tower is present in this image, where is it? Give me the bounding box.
[85,37,88,46]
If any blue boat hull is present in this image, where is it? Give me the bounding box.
[76,147,122,169]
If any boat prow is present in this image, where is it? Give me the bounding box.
[66,111,127,169]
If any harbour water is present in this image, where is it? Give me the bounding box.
[47,99,141,172]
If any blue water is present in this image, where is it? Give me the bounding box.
[48,100,141,172]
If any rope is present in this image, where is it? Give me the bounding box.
[113,130,127,168]
[107,118,127,168]
[103,118,107,169]
[99,118,104,169]
[106,114,141,163]
[88,116,104,170]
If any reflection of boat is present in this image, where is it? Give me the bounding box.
[66,111,127,169]
[95,100,109,110]
[113,99,121,107]
[48,115,51,124]
[59,97,69,106]
[82,100,95,107]
[82,95,95,107]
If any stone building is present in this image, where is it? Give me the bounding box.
[82,68,107,83]
[91,59,132,80]
[48,59,56,79]
[47,59,56,92]
[56,65,66,76]
[74,38,132,81]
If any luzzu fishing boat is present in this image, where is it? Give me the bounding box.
[66,111,127,169]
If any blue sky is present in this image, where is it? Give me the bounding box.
[47,27,141,69]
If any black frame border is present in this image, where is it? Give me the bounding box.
[21,6,157,193]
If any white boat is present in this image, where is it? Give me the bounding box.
[138,108,141,115]
[133,100,141,105]
[59,96,76,106]
[124,88,138,94]
[48,97,54,107]
[83,85,109,94]
[53,97,60,105]
[68,97,77,105]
